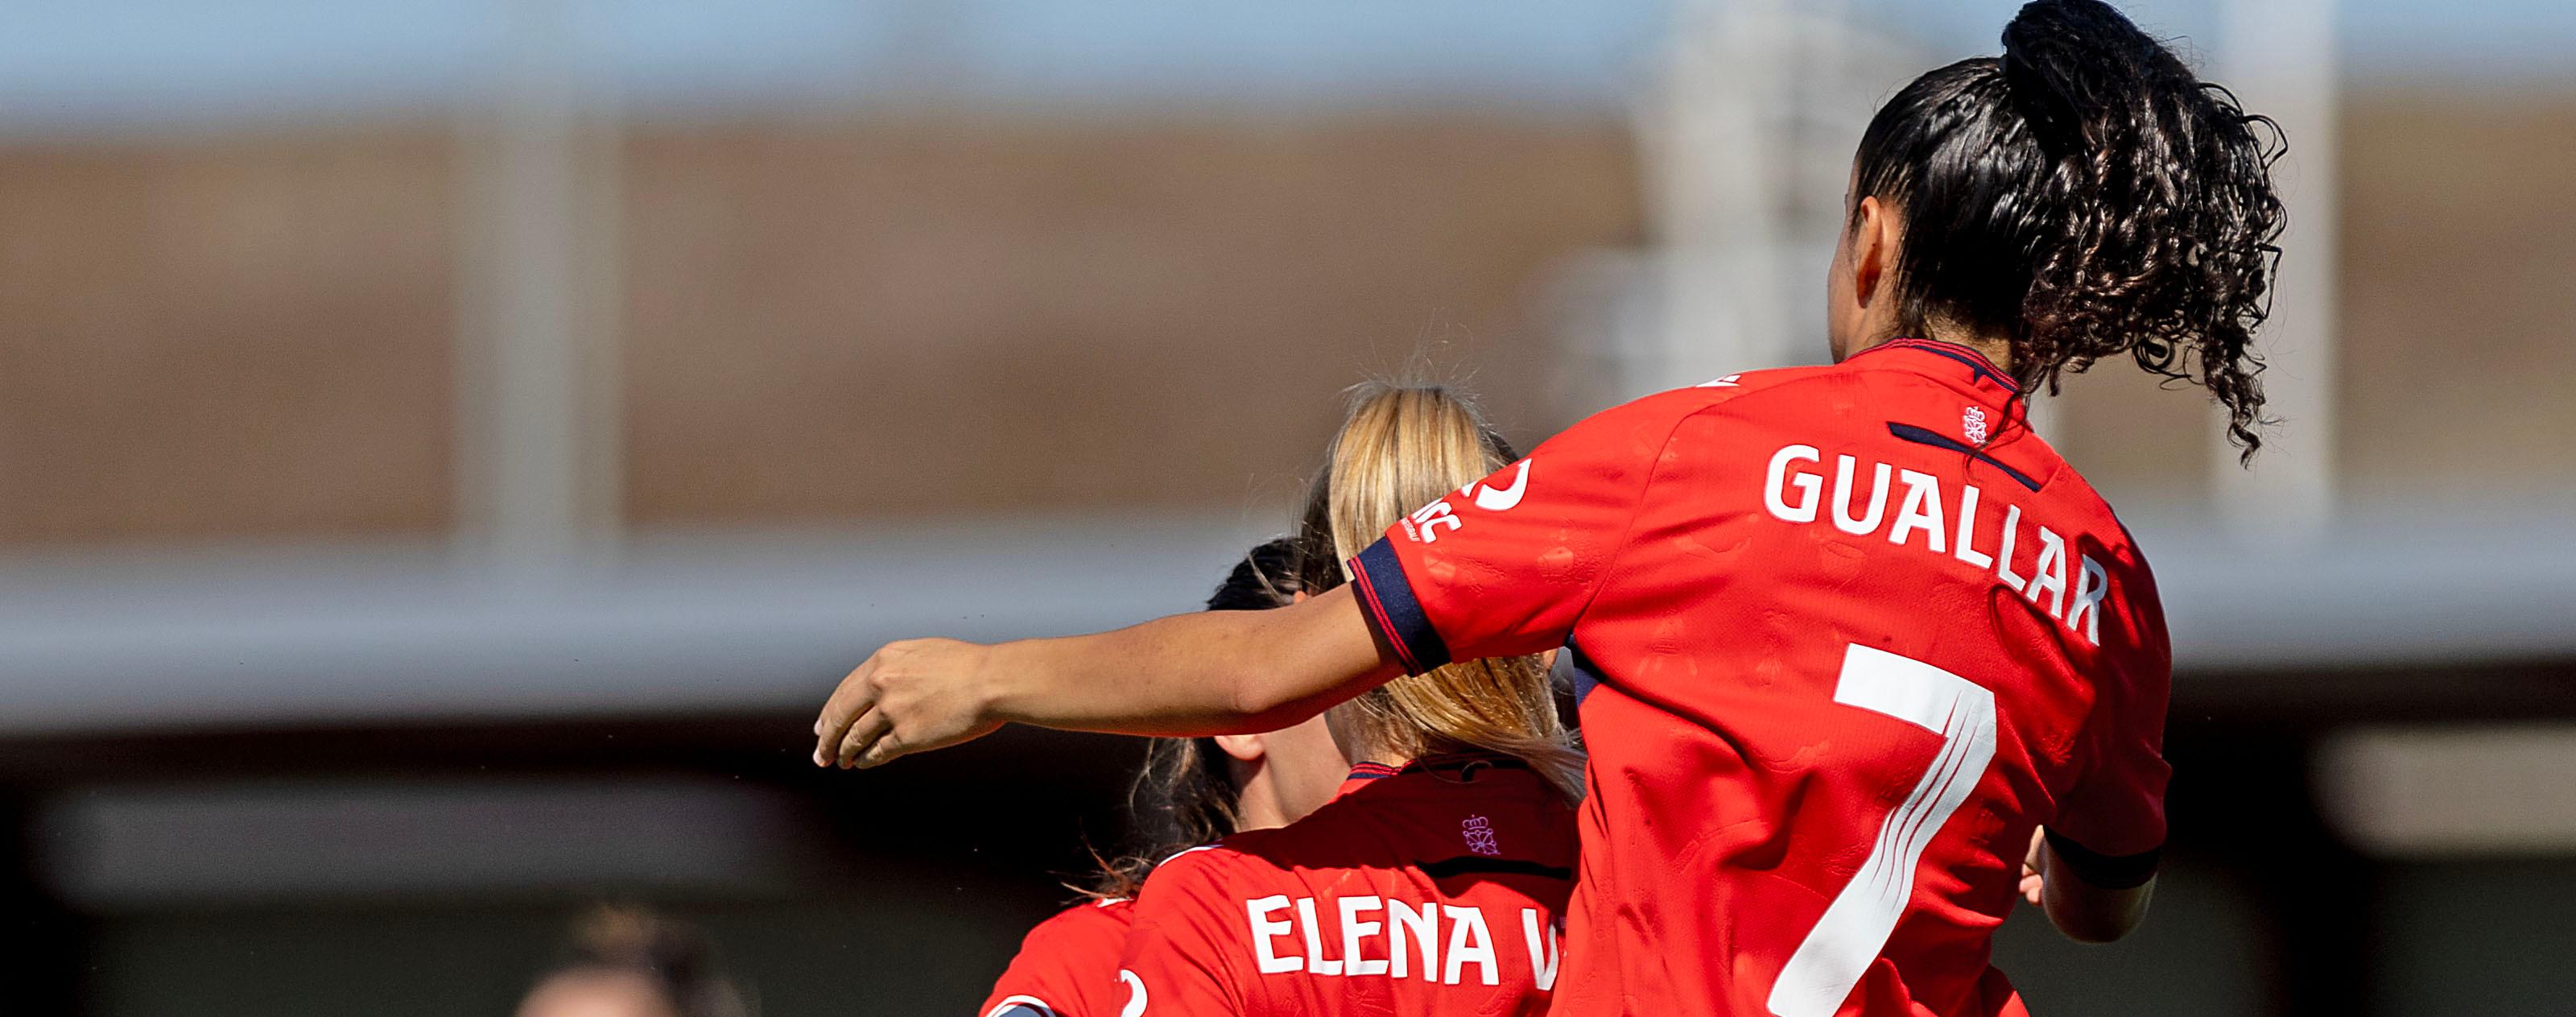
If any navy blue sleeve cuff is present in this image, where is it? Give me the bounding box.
[2046,829,2162,890]
[1350,539,1451,676]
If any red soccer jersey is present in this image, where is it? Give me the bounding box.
[980,897,1136,1017]
[1348,339,2173,1017]
[1116,754,1579,1016]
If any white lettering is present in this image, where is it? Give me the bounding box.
[1409,501,1462,544]
[1831,456,1893,535]
[1952,484,1994,569]
[1296,896,1341,975]
[1248,895,1300,974]
[1472,461,1533,511]
[1386,899,1436,980]
[1765,444,1823,523]
[2026,527,2070,619]
[1887,469,1947,553]
[1442,905,1497,986]
[2069,555,2108,645]
[1340,895,1387,977]
[1752,447,2120,649]
[1118,970,1147,1017]
[1520,909,1561,991]
[1995,504,2028,593]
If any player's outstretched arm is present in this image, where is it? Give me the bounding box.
[811,584,1402,769]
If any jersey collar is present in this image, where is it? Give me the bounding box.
[1335,752,1526,797]
[1852,337,2021,395]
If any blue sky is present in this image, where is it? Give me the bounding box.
[0,0,2567,132]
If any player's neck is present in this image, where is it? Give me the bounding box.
[1327,717,1410,775]
[1351,750,1412,771]
[1906,323,2014,375]
[1347,738,1411,773]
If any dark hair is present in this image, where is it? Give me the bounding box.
[526,906,749,1017]
[1086,539,1304,898]
[1852,0,2285,458]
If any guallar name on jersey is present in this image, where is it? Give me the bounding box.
[1763,444,2111,645]
[1241,895,1561,989]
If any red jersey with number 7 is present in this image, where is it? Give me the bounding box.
[1348,339,2173,1017]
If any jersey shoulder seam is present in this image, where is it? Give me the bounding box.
[1563,374,1853,630]
[1128,844,1253,1007]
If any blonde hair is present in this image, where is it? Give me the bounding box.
[1294,382,1584,800]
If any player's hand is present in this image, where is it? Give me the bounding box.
[2019,826,2049,906]
[812,638,1005,770]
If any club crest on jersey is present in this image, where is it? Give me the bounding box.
[1461,816,1501,857]
[1963,406,1989,445]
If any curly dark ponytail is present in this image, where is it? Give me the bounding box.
[1853,0,2285,459]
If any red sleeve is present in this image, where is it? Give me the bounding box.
[978,899,1134,1017]
[1115,852,1247,1017]
[1349,393,1696,672]
[2047,559,2173,884]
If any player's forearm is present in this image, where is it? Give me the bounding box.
[979,585,1397,736]
[975,612,1287,735]
[2039,849,2155,944]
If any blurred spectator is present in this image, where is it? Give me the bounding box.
[516,907,751,1017]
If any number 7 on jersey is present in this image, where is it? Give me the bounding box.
[1768,645,1999,1017]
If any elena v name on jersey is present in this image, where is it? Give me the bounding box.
[1762,443,2112,645]
[1242,895,1563,989]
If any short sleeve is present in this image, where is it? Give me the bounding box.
[1116,855,1247,1016]
[977,900,1134,1017]
[2047,565,2174,886]
[1348,394,1689,673]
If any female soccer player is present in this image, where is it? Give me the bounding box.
[817,2,2279,1015]
[1112,382,1582,1016]
[980,540,1352,1017]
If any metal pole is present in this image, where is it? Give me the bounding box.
[453,0,622,578]
[2214,0,2338,545]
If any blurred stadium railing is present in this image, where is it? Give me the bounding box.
[2,2,2574,1015]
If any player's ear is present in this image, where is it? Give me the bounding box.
[1212,733,1265,763]
[1853,194,1894,309]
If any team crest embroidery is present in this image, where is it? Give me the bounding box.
[1962,405,1990,445]
[1462,815,1501,856]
